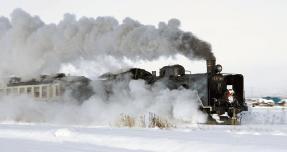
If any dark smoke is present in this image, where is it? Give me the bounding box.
[180,32,215,60]
[0,9,215,80]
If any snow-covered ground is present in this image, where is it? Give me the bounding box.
[1,107,287,152]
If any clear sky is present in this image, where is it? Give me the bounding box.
[0,0,287,98]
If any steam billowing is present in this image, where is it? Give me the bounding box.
[0,9,213,126]
[0,80,207,126]
[0,8,215,80]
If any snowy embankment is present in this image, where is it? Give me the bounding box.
[1,107,287,152]
[0,124,287,152]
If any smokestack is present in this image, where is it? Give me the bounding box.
[206,60,216,73]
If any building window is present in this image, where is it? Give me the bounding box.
[56,86,60,96]
[20,88,25,94]
[34,87,40,97]
[13,88,18,95]
[27,87,32,94]
[49,87,53,98]
[6,89,11,95]
[42,86,47,98]
[0,89,4,96]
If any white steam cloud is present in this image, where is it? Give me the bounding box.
[0,9,209,126]
[0,8,214,80]
[0,80,207,126]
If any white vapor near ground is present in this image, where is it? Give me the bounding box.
[0,79,207,126]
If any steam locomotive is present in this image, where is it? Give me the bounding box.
[101,60,248,124]
[0,60,247,124]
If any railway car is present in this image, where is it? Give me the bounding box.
[0,74,93,104]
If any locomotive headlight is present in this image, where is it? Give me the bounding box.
[228,95,234,103]
[227,89,235,103]
[216,65,222,73]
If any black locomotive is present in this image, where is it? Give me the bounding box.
[101,60,248,124]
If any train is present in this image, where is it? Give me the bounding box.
[0,74,94,104]
[0,60,248,125]
[100,60,248,124]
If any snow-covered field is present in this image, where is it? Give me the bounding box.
[1,107,287,152]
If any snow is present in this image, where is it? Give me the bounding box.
[1,107,287,152]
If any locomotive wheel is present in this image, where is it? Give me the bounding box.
[220,116,232,125]
[204,114,240,125]
[218,115,240,125]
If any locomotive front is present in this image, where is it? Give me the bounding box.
[204,60,248,124]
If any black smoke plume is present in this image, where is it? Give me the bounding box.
[0,9,215,80]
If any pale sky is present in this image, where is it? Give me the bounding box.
[0,0,287,97]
